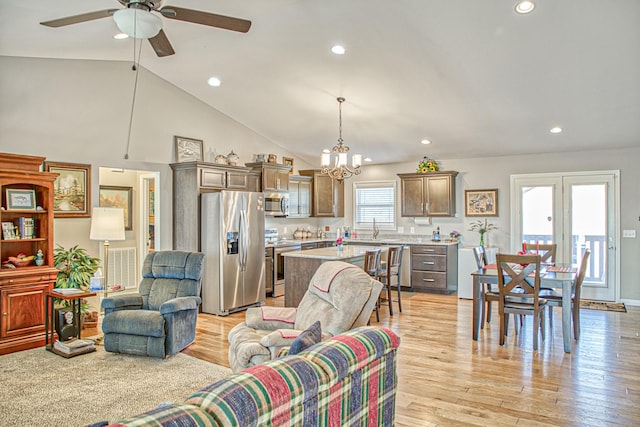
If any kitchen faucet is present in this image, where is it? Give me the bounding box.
[372,218,380,240]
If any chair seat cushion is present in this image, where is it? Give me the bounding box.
[102,310,165,337]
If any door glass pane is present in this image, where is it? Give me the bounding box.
[571,184,606,286]
[522,186,554,244]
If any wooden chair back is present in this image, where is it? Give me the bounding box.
[496,253,543,304]
[384,246,403,277]
[574,249,591,302]
[363,249,382,279]
[472,246,487,269]
[523,243,556,264]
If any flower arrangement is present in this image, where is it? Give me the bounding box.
[336,237,343,246]
[468,219,497,246]
[417,156,439,173]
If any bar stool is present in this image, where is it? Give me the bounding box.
[377,246,404,316]
[363,248,382,322]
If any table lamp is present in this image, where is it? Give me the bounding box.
[90,207,125,297]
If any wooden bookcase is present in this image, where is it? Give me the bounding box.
[0,153,59,355]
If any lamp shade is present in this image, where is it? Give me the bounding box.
[113,8,162,39]
[90,207,126,241]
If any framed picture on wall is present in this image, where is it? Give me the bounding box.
[465,189,498,217]
[282,156,294,174]
[174,136,204,163]
[99,185,133,230]
[44,161,91,218]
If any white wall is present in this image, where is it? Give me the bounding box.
[1,56,638,300]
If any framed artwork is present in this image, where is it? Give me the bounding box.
[6,189,36,210]
[174,136,204,163]
[99,186,133,230]
[44,161,91,218]
[465,189,498,217]
[282,156,294,174]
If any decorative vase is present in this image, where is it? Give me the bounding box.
[479,232,485,247]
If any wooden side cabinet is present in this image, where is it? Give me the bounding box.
[398,171,458,217]
[288,175,311,218]
[299,169,344,217]
[410,244,458,294]
[0,153,59,355]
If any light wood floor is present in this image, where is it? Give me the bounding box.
[171,293,640,425]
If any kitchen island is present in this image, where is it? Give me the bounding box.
[282,245,384,307]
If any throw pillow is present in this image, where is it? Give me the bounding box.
[289,320,322,355]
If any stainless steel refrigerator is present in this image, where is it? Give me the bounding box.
[201,191,265,315]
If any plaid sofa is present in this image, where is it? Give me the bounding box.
[105,326,400,427]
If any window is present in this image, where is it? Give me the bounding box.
[353,181,396,230]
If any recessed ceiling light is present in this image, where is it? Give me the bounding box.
[331,45,346,55]
[420,139,432,145]
[550,126,563,134]
[364,157,372,162]
[515,1,536,14]
[207,77,221,87]
[113,33,129,40]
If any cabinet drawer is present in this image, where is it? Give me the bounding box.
[411,271,447,290]
[412,245,447,255]
[411,253,447,271]
[0,273,56,286]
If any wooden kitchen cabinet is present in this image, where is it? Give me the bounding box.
[398,171,458,217]
[299,169,344,217]
[288,175,311,218]
[410,244,458,294]
[246,162,291,192]
[0,153,59,355]
[170,161,255,251]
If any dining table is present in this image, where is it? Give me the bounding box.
[471,264,578,353]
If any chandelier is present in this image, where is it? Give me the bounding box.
[321,97,362,183]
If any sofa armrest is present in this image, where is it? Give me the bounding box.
[101,293,143,312]
[160,296,201,315]
[245,306,297,330]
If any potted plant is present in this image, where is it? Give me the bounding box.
[53,245,101,334]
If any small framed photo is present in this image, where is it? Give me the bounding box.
[175,136,204,163]
[2,221,17,240]
[465,189,498,217]
[6,189,36,210]
[44,161,91,218]
[282,156,294,174]
[99,186,133,230]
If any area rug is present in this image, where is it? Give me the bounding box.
[580,299,627,312]
[0,346,231,426]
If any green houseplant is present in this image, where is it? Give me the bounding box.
[53,245,101,333]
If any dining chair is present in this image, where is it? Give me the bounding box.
[496,253,547,350]
[523,242,556,264]
[539,249,590,339]
[363,248,382,322]
[377,246,404,316]
[472,246,494,328]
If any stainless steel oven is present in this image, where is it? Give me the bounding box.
[273,242,301,297]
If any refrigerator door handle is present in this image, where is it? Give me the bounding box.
[239,209,248,270]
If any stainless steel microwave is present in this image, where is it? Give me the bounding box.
[264,192,289,216]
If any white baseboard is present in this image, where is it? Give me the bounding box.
[620,298,640,307]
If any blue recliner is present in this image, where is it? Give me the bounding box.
[101,251,205,358]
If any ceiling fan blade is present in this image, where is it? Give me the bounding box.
[40,9,118,28]
[148,29,175,57]
[160,6,251,33]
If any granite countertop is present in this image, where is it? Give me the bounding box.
[282,245,381,260]
[267,237,459,248]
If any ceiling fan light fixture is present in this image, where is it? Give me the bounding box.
[113,8,162,39]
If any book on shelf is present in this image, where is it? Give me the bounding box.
[52,288,86,295]
[12,217,34,239]
[1,221,17,240]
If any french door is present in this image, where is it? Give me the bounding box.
[511,171,619,301]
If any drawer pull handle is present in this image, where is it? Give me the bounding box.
[424,249,436,252]
[422,278,435,282]
[423,261,435,265]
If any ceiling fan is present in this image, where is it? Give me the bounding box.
[40,0,252,57]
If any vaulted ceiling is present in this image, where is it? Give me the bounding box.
[1,0,639,166]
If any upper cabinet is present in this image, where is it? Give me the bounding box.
[246,162,291,192]
[299,169,344,217]
[288,175,311,218]
[398,171,458,217]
